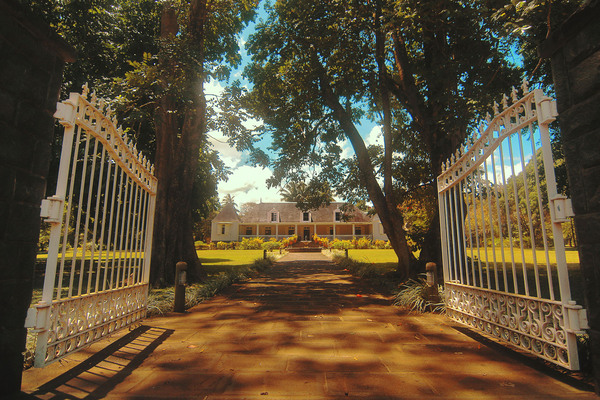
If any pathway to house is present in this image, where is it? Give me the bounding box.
[20,253,596,399]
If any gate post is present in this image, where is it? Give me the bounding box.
[0,1,74,394]
[540,2,600,390]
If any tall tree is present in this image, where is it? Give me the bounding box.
[149,0,256,285]
[239,0,520,280]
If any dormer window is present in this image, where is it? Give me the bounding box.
[335,211,342,221]
[302,212,310,222]
[271,212,278,222]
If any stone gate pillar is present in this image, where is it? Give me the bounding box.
[539,0,600,392]
[0,0,74,395]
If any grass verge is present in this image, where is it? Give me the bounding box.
[332,254,444,313]
[147,257,273,317]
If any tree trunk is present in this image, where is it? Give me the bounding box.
[314,61,414,281]
[150,1,208,286]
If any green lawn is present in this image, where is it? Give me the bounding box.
[339,249,399,273]
[465,247,580,267]
[197,249,266,275]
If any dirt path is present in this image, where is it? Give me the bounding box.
[20,254,596,399]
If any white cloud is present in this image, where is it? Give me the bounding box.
[207,131,241,168]
[365,125,383,147]
[219,165,280,204]
[204,79,225,98]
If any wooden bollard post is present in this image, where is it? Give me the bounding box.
[426,262,437,286]
[424,262,440,305]
[174,262,187,313]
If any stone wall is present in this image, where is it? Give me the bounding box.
[0,0,73,395]
[539,0,600,391]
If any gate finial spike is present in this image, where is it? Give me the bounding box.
[106,106,112,119]
[521,78,529,94]
[502,94,509,109]
[82,83,89,98]
[485,112,491,123]
[511,86,519,102]
[98,98,105,111]
[493,101,499,115]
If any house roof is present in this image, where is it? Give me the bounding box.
[212,203,241,222]
[213,202,374,224]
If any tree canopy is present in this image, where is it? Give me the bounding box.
[236,0,527,279]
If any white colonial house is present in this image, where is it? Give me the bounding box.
[211,202,389,243]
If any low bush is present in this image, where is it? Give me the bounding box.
[194,240,210,250]
[239,237,264,250]
[262,239,282,251]
[330,239,352,249]
[312,234,330,248]
[281,234,298,248]
[393,276,445,313]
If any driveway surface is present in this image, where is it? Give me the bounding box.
[20,253,596,399]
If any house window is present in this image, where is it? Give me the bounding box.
[329,226,334,235]
[245,226,252,235]
[288,226,295,235]
[355,226,362,235]
[221,225,226,235]
[303,212,310,221]
[271,212,278,222]
[335,211,342,221]
[265,227,272,235]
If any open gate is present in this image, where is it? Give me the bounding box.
[437,81,588,370]
[25,85,157,367]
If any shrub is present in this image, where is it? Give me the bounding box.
[195,240,211,250]
[312,234,329,248]
[216,241,228,250]
[330,239,352,249]
[239,237,264,249]
[373,240,387,249]
[355,237,372,249]
[281,234,298,248]
[262,239,282,251]
[393,276,445,313]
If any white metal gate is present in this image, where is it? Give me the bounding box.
[437,80,588,370]
[25,85,157,367]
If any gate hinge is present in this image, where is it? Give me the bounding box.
[53,100,77,128]
[40,196,64,223]
[24,302,51,331]
[550,195,574,223]
[564,301,589,333]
